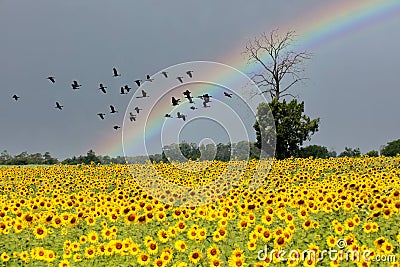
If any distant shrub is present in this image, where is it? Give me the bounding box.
[339,147,361,158]
[381,139,400,157]
[366,150,379,157]
[298,145,329,159]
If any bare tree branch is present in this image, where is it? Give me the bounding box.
[243,29,311,101]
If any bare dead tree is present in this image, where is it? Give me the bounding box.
[243,29,311,101]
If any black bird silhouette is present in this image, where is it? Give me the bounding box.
[110,105,118,113]
[176,76,184,83]
[190,106,197,110]
[72,80,81,89]
[183,90,194,103]
[120,87,126,95]
[186,71,194,78]
[55,102,63,110]
[97,113,105,120]
[161,71,168,78]
[134,107,142,114]
[177,112,186,121]
[146,74,154,82]
[172,97,181,106]
[113,67,120,77]
[129,112,137,121]
[136,90,148,98]
[134,80,142,87]
[224,92,233,98]
[200,94,212,103]
[203,101,210,108]
[124,85,131,93]
[165,114,172,118]
[99,84,107,94]
[183,89,192,97]
[12,94,20,101]
[47,76,56,83]
[113,125,121,130]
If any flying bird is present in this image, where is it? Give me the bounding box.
[120,87,126,95]
[110,105,118,113]
[200,94,212,103]
[113,125,121,130]
[183,89,194,103]
[12,94,20,101]
[124,85,131,93]
[134,80,142,87]
[47,76,56,83]
[55,102,63,110]
[177,112,186,121]
[186,71,194,78]
[183,89,192,97]
[129,112,137,121]
[72,80,81,89]
[134,107,142,114]
[161,71,168,78]
[224,92,233,98]
[97,113,105,120]
[146,74,154,82]
[136,90,149,98]
[113,67,120,77]
[172,97,180,106]
[176,76,184,83]
[165,114,172,118]
[99,84,107,94]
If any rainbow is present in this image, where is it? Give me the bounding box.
[98,0,400,157]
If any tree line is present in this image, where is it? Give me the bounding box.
[1,139,400,165]
[0,151,58,165]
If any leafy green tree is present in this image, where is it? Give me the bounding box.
[215,143,231,162]
[249,142,262,160]
[84,150,101,164]
[11,151,29,165]
[298,145,329,159]
[366,150,379,157]
[27,153,45,164]
[99,155,111,164]
[44,152,58,164]
[199,143,217,161]
[0,150,12,164]
[339,147,361,158]
[148,154,163,163]
[328,150,337,158]
[62,156,78,164]
[110,156,126,164]
[254,99,320,159]
[381,139,400,157]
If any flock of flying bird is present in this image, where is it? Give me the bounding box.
[11,67,234,131]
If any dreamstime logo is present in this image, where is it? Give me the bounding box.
[257,239,396,263]
[121,61,276,207]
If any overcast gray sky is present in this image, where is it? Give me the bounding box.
[1,1,399,160]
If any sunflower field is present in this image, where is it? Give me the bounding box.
[0,156,400,267]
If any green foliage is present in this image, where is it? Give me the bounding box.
[298,145,330,159]
[339,147,361,158]
[0,150,58,165]
[158,141,262,163]
[254,99,320,159]
[366,150,379,157]
[381,139,400,157]
[62,150,102,165]
[328,150,337,158]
